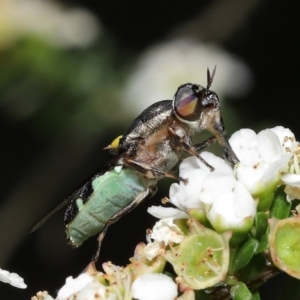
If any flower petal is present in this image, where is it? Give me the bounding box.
[57,273,93,300]
[147,206,189,219]
[131,273,177,300]
[149,218,185,245]
[271,126,296,152]
[0,268,27,289]
[282,174,300,187]
[257,129,283,163]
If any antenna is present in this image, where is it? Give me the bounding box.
[207,65,217,89]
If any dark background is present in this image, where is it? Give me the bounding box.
[0,0,298,298]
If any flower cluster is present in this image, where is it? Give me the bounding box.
[34,126,300,299]
[145,126,300,297]
[32,244,186,300]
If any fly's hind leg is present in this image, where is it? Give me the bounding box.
[93,187,156,262]
[124,158,188,183]
[94,226,109,262]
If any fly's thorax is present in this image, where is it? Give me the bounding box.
[127,141,180,176]
[124,118,185,175]
[120,100,173,150]
[117,100,183,174]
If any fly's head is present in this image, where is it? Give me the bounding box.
[173,66,239,166]
[172,66,221,134]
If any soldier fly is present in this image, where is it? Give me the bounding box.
[31,67,239,262]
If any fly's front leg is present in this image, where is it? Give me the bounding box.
[211,119,239,167]
[168,127,215,171]
[219,134,239,167]
[124,158,188,183]
[193,136,217,153]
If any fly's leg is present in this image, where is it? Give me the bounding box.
[124,158,188,183]
[93,187,157,262]
[93,206,136,262]
[185,146,215,171]
[209,119,239,167]
[193,136,217,153]
[93,226,108,262]
[168,127,215,171]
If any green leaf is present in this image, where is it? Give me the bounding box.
[238,254,267,282]
[270,185,291,219]
[253,212,269,240]
[228,248,238,275]
[230,282,252,300]
[251,289,261,300]
[256,182,277,212]
[255,230,269,254]
[233,238,259,271]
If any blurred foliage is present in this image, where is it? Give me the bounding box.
[0,36,127,136]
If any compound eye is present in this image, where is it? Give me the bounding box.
[174,85,203,122]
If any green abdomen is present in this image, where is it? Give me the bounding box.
[66,168,149,246]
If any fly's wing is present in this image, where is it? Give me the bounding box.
[29,155,120,234]
[29,189,79,234]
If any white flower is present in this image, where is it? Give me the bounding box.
[170,153,234,210]
[270,126,297,153]
[229,128,292,196]
[122,39,252,116]
[148,152,256,241]
[148,218,185,245]
[282,174,300,187]
[147,206,189,219]
[56,273,93,300]
[56,272,109,300]
[230,126,300,203]
[270,126,300,200]
[50,252,170,299]
[131,273,177,300]
[205,179,256,229]
[144,218,185,260]
[0,268,26,289]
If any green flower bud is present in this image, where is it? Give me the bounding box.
[164,219,231,290]
[269,217,300,279]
